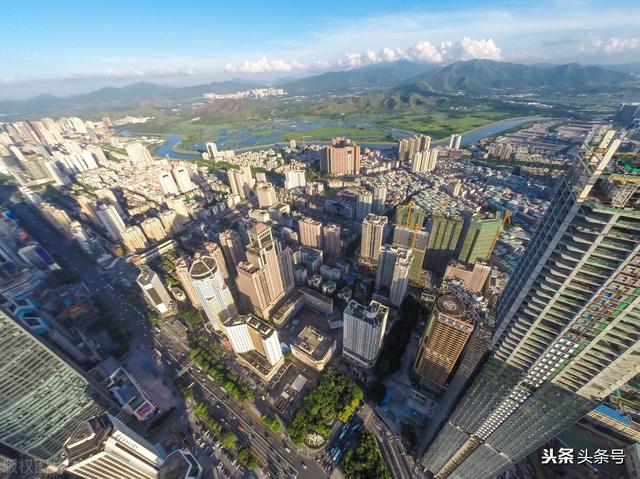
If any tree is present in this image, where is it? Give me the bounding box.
[221,431,238,450]
[342,432,391,479]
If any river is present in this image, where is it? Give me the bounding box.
[121,116,542,160]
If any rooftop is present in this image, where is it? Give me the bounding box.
[293,326,335,361]
[344,299,389,326]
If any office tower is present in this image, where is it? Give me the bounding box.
[320,138,361,176]
[396,203,425,229]
[226,166,254,200]
[0,307,117,465]
[219,229,245,270]
[40,201,74,239]
[359,214,388,264]
[449,134,463,150]
[236,262,274,319]
[205,142,218,158]
[94,188,124,217]
[96,202,126,241]
[223,314,283,366]
[425,213,464,274]
[125,142,153,167]
[158,171,180,196]
[175,257,201,308]
[355,190,373,222]
[457,214,502,264]
[375,245,412,307]
[411,147,439,173]
[246,223,289,298]
[202,242,230,281]
[189,254,237,331]
[159,209,184,235]
[342,299,389,368]
[372,185,387,214]
[255,181,277,208]
[398,134,431,163]
[284,169,306,190]
[136,266,173,314]
[299,217,324,250]
[323,224,341,257]
[413,293,474,392]
[64,413,162,479]
[140,217,166,242]
[393,226,428,283]
[422,128,640,479]
[122,225,148,252]
[172,166,195,193]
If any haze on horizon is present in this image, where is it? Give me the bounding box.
[1,0,640,100]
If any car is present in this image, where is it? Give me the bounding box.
[301,462,307,470]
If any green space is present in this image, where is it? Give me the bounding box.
[194,403,223,434]
[287,367,363,445]
[342,431,391,479]
[283,126,389,142]
[189,335,255,402]
[375,295,428,377]
[260,413,281,432]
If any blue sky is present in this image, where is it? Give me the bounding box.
[1,0,639,99]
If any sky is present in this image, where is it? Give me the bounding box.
[1,0,639,100]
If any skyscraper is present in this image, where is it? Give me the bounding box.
[449,134,463,150]
[320,138,361,176]
[223,314,283,366]
[255,181,277,208]
[64,413,162,479]
[158,171,180,196]
[458,214,502,264]
[219,229,245,271]
[398,134,431,163]
[425,213,464,274]
[411,147,439,173]
[395,203,425,229]
[0,307,118,465]
[140,217,166,242]
[413,293,474,392]
[322,224,341,257]
[136,266,173,314]
[375,245,412,307]
[95,202,126,241]
[359,214,387,265]
[422,128,640,479]
[342,299,389,368]
[172,165,195,193]
[122,225,148,252]
[355,189,373,222]
[284,169,306,190]
[159,209,185,235]
[203,241,230,281]
[372,185,387,214]
[175,257,201,308]
[299,217,324,250]
[393,226,428,284]
[125,143,154,167]
[227,166,254,200]
[189,254,237,331]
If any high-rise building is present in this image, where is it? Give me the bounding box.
[227,166,254,200]
[64,413,162,479]
[40,201,74,239]
[457,214,502,264]
[236,262,274,319]
[372,185,387,214]
[320,138,361,176]
[413,293,474,392]
[140,217,166,242]
[299,217,323,250]
[159,209,185,235]
[175,257,201,309]
[122,225,148,252]
[172,166,195,193]
[166,197,190,222]
[0,307,118,465]
[449,134,463,150]
[342,299,389,368]
[86,145,108,165]
[395,203,425,229]
[375,245,412,307]
[255,181,277,208]
[444,260,492,294]
[125,143,154,167]
[284,169,306,190]
[189,254,237,331]
[393,226,428,283]
[323,224,341,257]
[411,147,439,173]
[359,214,387,265]
[136,266,173,314]
[205,142,218,158]
[202,242,230,281]
[421,128,640,479]
[158,171,180,196]
[94,188,124,217]
[355,190,373,222]
[223,314,283,366]
[219,229,245,271]
[398,134,431,163]
[425,213,464,274]
[95,202,126,241]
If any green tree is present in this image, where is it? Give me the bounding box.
[221,431,238,450]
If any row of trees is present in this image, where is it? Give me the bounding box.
[287,368,363,445]
[342,431,391,479]
[261,414,281,432]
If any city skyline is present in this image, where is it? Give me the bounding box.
[1,0,640,99]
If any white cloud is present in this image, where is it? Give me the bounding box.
[224,56,307,74]
[581,35,640,54]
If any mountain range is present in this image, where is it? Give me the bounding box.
[1,59,638,117]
